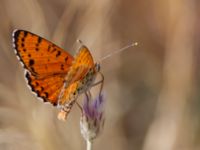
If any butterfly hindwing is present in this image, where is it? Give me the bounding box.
[25,71,65,106]
[12,30,74,78]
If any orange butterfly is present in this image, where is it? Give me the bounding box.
[12,29,103,120]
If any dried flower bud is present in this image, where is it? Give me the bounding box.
[80,93,105,141]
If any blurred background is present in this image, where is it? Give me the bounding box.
[0,0,200,150]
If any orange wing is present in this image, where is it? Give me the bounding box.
[59,45,96,106]
[65,45,95,84]
[25,71,65,106]
[12,29,74,106]
[12,30,74,78]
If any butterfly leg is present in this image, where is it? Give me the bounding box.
[84,90,92,100]
[75,101,82,112]
[75,90,91,113]
[91,72,104,95]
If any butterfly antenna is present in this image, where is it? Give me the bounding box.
[99,42,138,62]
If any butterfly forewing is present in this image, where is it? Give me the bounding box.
[65,45,95,84]
[12,29,75,106]
[13,30,74,78]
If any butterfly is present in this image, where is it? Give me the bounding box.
[12,29,103,121]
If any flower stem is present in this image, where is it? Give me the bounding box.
[86,140,92,150]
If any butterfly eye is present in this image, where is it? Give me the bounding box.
[77,87,81,92]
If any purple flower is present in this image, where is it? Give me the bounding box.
[80,93,105,141]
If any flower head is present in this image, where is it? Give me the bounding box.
[80,93,105,142]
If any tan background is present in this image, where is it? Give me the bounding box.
[0,0,199,150]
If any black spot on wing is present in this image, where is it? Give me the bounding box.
[36,37,42,47]
[38,37,42,44]
[41,86,44,91]
[24,31,28,38]
[35,82,39,86]
[65,56,68,62]
[29,59,35,66]
[44,92,49,98]
[60,64,64,70]
[56,51,61,57]
[47,45,51,52]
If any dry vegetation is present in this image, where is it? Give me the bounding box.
[0,0,200,150]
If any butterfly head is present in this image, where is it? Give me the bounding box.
[94,62,100,72]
